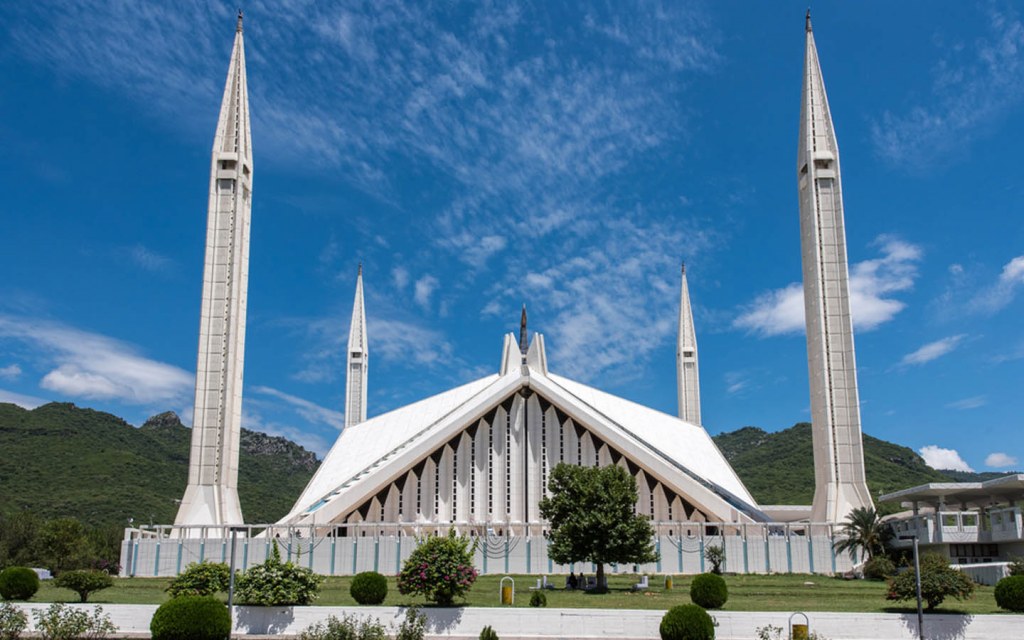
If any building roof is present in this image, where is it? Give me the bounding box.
[280,333,763,526]
[879,474,1024,508]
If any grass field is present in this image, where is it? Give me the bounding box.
[32,573,1003,614]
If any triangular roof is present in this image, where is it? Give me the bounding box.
[280,335,765,527]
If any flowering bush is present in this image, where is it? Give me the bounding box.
[886,552,974,610]
[167,562,231,598]
[235,542,323,606]
[397,531,478,606]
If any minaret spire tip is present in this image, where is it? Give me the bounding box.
[357,262,362,277]
[805,8,812,33]
[681,261,686,274]
[237,9,244,33]
[519,304,528,354]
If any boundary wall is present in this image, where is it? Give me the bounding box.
[120,523,854,578]
[8,604,1021,639]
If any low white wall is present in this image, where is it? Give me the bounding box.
[121,533,853,578]
[9,604,1022,640]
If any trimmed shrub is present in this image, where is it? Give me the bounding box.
[689,573,728,609]
[0,567,40,601]
[660,604,715,640]
[479,625,499,640]
[397,531,478,606]
[350,571,388,605]
[235,543,322,606]
[53,569,112,603]
[994,575,1024,612]
[299,614,387,640]
[863,556,896,581]
[167,562,231,598]
[529,590,547,607]
[886,553,974,610]
[1008,556,1024,576]
[150,595,230,640]
[32,603,116,640]
[0,602,29,640]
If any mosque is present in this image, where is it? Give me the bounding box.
[122,12,877,577]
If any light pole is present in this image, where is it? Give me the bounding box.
[227,526,247,639]
[913,536,923,640]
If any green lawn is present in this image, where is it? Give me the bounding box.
[33,573,1003,614]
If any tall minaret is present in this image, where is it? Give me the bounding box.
[175,12,252,528]
[676,263,701,426]
[345,265,368,428]
[798,11,873,523]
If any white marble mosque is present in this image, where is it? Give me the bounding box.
[119,13,1024,579]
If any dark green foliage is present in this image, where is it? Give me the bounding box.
[1008,556,1024,576]
[886,553,975,610]
[539,464,659,589]
[349,571,388,605]
[166,562,231,598]
[0,601,29,639]
[150,595,230,640]
[0,567,39,601]
[235,542,322,606]
[704,545,725,575]
[833,508,892,562]
[53,569,113,603]
[689,573,728,609]
[659,604,715,640]
[863,556,896,581]
[994,575,1024,612]
[479,625,499,640]
[397,531,478,606]
[529,590,547,607]
[0,403,318,528]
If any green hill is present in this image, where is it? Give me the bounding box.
[0,402,318,528]
[712,422,1014,511]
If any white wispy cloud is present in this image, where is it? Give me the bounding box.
[0,364,22,380]
[734,236,922,337]
[872,7,1024,168]
[985,452,1019,469]
[250,385,345,431]
[0,314,192,405]
[413,275,439,310]
[945,395,988,410]
[899,334,967,367]
[127,244,174,272]
[972,255,1024,314]
[0,388,47,409]
[919,445,974,472]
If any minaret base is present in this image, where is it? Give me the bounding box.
[173,483,244,533]
[810,481,873,523]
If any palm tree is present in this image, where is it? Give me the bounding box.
[833,506,892,562]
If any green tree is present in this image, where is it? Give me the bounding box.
[833,507,891,562]
[886,553,975,610]
[539,463,658,589]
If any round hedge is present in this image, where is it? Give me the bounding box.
[995,575,1024,612]
[529,590,547,607]
[863,556,896,581]
[689,573,728,609]
[150,595,230,640]
[0,567,40,601]
[350,571,388,605]
[660,604,715,640]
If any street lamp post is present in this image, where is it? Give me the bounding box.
[227,526,247,639]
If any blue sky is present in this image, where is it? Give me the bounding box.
[1,1,1021,475]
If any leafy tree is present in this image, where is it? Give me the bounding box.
[704,545,726,575]
[886,553,975,610]
[53,570,113,603]
[833,507,891,562]
[397,531,478,606]
[539,463,658,590]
